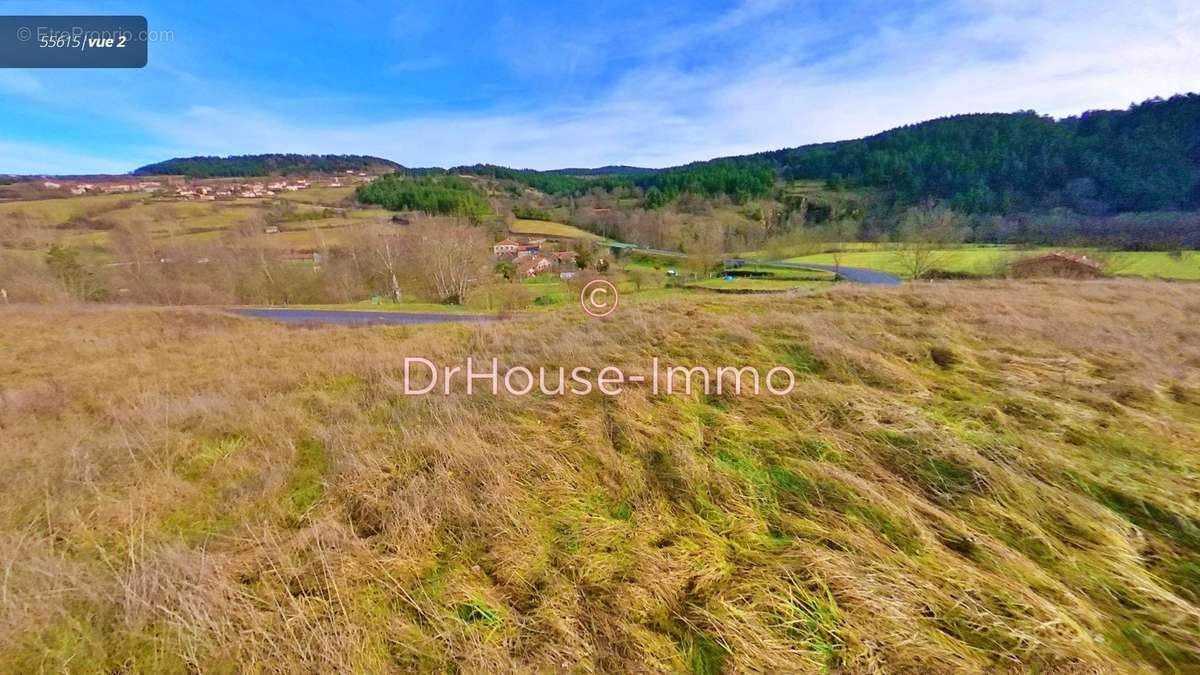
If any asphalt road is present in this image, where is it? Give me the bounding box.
[228,308,497,326]
[754,261,902,285]
[625,248,902,286]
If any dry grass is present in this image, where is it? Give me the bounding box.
[0,280,1198,672]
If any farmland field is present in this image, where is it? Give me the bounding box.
[783,246,1200,280]
[509,218,603,240]
[273,185,358,205]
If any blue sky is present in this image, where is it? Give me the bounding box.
[1,0,1197,174]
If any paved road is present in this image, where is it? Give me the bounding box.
[625,247,901,286]
[228,308,497,326]
[751,261,902,285]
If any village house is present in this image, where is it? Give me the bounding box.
[518,255,554,277]
[493,239,520,256]
[515,244,541,259]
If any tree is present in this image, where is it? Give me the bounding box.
[45,245,104,301]
[495,259,516,281]
[682,225,725,278]
[572,243,594,270]
[397,220,491,304]
[820,220,860,277]
[892,206,966,279]
[644,187,667,209]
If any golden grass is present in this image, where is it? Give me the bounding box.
[509,218,603,240]
[0,281,1198,672]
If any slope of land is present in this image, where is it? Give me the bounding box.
[1,281,1198,672]
[508,218,603,240]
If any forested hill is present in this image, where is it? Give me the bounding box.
[133,154,403,177]
[737,93,1200,214]
[544,165,657,176]
[438,94,1198,215]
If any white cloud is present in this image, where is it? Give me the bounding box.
[6,0,1198,172]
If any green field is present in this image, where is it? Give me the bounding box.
[509,218,603,240]
[783,246,1200,280]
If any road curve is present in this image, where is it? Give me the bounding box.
[756,261,902,285]
[626,246,901,286]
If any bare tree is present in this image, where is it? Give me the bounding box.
[893,206,966,280]
[820,219,860,276]
[681,224,725,278]
[397,219,492,304]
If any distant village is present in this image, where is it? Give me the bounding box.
[27,170,598,283]
[35,170,375,200]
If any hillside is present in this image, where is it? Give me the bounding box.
[1,281,1198,671]
[710,94,1200,214]
[441,95,1200,217]
[125,96,1200,216]
[133,154,404,178]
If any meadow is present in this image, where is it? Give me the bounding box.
[0,192,393,263]
[781,246,1200,280]
[508,218,604,241]
[1,280,1198,672]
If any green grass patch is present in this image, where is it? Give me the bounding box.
[284,438,331,522]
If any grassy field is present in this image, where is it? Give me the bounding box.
[1,193,398,261]
[274,186,358,206]
[783,246,1200,280]
[1,281,1198,671]
[0,193,138,225]
[509,218,603,240]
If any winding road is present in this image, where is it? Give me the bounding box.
[748,261,902,285]
[625,247,901,286]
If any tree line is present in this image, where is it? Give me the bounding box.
[459,94,1200,214]
[355,174,491,222]
[754,94,1200,214]
[133,154,402,177]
